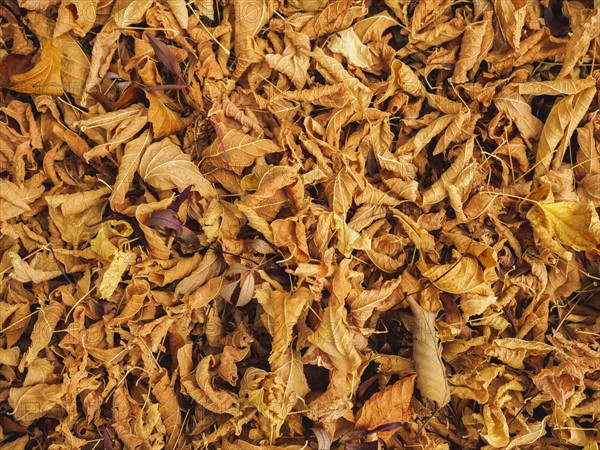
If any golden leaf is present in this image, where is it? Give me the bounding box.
[25,12,90,99]
[10,40,63,95]
[307,303,363,373]
[46,187,110,246]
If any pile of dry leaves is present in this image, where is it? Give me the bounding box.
[1,0,600,448]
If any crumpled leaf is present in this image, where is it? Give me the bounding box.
[45,187,110,246]
[308,303,363,374]
[9,383,64,427]
[533,86,596,179]
[19,301,65,370]
[527,201,600,260]
[327,27,374,69]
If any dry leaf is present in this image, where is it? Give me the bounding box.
[138,137,216,198]
[355,374,416,430]
[407,297,450,408]
[527,201,600,260]
[10,40,63,95]
[307,303,363,374]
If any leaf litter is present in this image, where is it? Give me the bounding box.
[0,0,599,448]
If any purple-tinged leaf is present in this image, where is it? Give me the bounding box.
[178,226,201,246]
[147,32,185,83]
[170,185,192,212]
[102,425,113,450]
[147,208,182,235]
[345,443,379,450]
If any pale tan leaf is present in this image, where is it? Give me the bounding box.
[113,0,153,28]
[9,383,63,427]
[494,85,543,145]
[558,10,600,78]
[0,179,45,221]
[408,297,450,408]
[517,76,596,96]
[54,0,98,37]
[505,416,549,449]
[451,11,493,83]
[493,0,526,51]
[301,0,368,40]
[110,130,151,210]
[267,287,311,368]
[393,210,435,252]
[201,125,281,175]
[327,27,374,69]
[138,137,216,197]
[9,252,62,284]
[20,302,65,370]
[265,29,311,89]
[534,87,596,179]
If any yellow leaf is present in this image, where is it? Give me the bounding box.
[417,254,494,296]
[527,201,600,260]
[10,40,63,95]
[267,288,311,369]
[481,404,510,447]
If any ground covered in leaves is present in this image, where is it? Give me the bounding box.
[1,0,600,448]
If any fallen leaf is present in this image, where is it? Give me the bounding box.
[10,40,63,95]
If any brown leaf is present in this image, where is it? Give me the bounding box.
[533,86,596,179]
[355,375,415,431]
